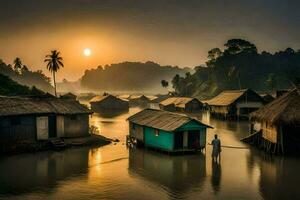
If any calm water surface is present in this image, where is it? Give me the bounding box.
[1,107,300,200]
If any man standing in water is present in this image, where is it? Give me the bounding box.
[212,134,221,162]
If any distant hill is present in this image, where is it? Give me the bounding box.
[0,74,45,96]
[0,60,53,94]
[81,61,192,93]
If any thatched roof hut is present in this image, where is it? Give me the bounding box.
[203,89,264,119]
[251,89,300,125]
[159,97,203,112]
[90,94,129,111]
[249,89,300,154]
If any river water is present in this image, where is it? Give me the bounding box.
[0,107,300,200]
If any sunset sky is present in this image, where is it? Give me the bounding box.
[0,0,300,81]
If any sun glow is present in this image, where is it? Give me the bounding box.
[83,48,91,57]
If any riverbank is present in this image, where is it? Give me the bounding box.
[0,134,113,156]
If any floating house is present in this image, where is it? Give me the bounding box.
[204,89,264,119]
[159,97,203,112]
[249,88,300,154]
[0,96,92,142]
[127,109,212,153]
[90,94,129,112]
[128,95,150,106]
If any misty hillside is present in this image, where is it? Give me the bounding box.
[0,74,45,96]
[80,61,192,93]
[0,60,53,93]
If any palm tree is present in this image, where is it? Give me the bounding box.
[13,57,22,74]
[44,50,64,97]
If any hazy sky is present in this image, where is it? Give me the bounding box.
[0,0,300,81]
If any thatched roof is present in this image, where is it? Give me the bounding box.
[203,89,260,106]
[251,89,300,125]
[90,94,128,103]
[159,97,201,108]
[0,96,92,117]
[127,109,212,131]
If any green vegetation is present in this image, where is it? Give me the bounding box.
[172,39,300,99]
[0,74,44,96]
[44,50,64,97]
[0,59,53,93]
[81,61,191,92]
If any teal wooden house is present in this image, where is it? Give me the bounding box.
[127,109,213,153]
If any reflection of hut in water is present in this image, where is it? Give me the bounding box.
[0,148,89,195]
[204,89,264,119]
[249,89,300,154]
[128,148,206,194]
[90,95,129,112]
[258,155,300,199]
[127,109,212,153]
[159,97,203,112]
[0,96,92,144]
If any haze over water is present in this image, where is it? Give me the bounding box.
[0,107,299,200]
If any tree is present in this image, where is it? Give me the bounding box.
[208,48,222,60]
[161,80,169,90]
[13,57,22,74]
[224,39,257,55]
[44,50,64,97]
[172,74,181,93]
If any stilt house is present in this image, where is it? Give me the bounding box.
[250,88,300,154]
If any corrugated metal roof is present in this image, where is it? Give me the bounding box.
[160,97,200,108]
[203,89,248,106]
[0,96,92,116]
[127,109,212,131]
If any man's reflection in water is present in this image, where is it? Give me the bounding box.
[211,159,222,193]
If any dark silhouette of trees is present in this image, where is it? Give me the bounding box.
[44,50,64,97]
[81,61,189,92]
[161,80,169,88]
[0,59,53,93]
[13,57,22,74]
[172,38,300,99]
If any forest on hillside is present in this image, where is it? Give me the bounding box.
[0,59,53,93]
[172,39,300,99]
[81,61,191,92]
[0,74,45,96]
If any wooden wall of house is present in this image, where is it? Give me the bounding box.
[129,122,144,142]
[144,127,174,151]
[261,121,278,144]
[63,114,89,138]
[159,104,176,112]
[210,106,229,115]
[0,116,36,142]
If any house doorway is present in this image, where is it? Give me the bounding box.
[188,130,200,148]
[48,115,57,138]
[174,131,183,149]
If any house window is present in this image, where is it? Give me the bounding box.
[154,129,159,136]
[132,123,136,130]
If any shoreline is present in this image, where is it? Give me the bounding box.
[0,134,113,156]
